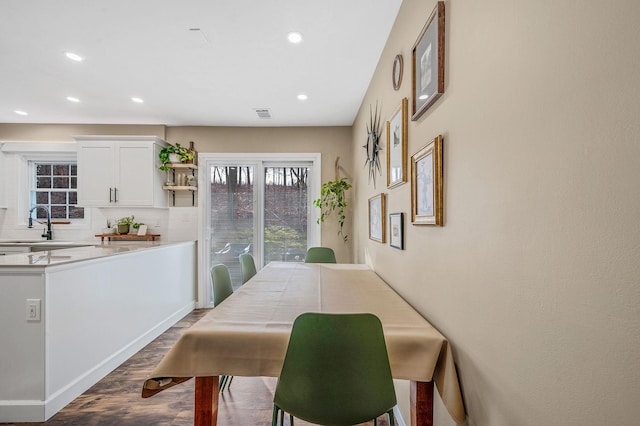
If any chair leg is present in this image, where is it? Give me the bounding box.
[388,409,395,426]
[272,405,279,426]
[226,375,234,389]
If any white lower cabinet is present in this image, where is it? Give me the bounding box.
[75,136,168,207]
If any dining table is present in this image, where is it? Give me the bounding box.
[142,262,466,425]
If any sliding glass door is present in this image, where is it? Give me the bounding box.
[202,154,320,303]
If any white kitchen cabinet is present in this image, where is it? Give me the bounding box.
[74,136,168,207]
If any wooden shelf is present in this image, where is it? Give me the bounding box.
[166,163,197,170]
[95,234,161,242]
[163,163,198,206]
[162,185,197,191]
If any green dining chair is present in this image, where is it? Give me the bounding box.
[304,247,336,263]
[210,264,234,392]
[272,313,396,426]
[239,253,257,285]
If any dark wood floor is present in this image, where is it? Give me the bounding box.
[3,309,391,426]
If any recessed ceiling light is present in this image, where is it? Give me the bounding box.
[14,110,28,116]
[66,96,80,103]
[297,93,308,101]
[287,32,303,44]
[65,52,84,62]
[131,97,144,103]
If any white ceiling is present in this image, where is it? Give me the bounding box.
[0,0,402,127]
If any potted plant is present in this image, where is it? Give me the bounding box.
[159,143,195,171]
[175,143,195,163]
[313,177,352,242]
[116,215,134,234]
[103,219,115,234]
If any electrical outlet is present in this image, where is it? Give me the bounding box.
[26,299,41,321]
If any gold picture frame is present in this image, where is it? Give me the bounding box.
[386,97,408,189]
[411,135,443,225]
[368,193,386,242]
[392,54,403,90]
[411,1,445,121]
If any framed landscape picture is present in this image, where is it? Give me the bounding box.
[386,97,408,188]
[368,193,386,243]
[411,1,445,121]
[389,213,404,249]
[411,135,443,225]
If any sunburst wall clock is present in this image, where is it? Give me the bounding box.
[363,102,382,186]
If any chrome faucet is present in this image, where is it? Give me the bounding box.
[28,205,53,240]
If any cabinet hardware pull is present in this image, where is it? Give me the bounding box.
[109,188,113,203]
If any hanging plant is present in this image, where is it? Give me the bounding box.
[313,177,352,242]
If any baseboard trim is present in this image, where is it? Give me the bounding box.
[0,302,195,423]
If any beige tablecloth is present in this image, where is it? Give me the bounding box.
[143,262,465,424]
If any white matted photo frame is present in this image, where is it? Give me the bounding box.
[411,1,445,121]
[368,193,386,243]
[386,97,408,189]
[389,213,404,250]
[411,135,443,226]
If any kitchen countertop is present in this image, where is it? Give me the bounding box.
[0,241,194,267]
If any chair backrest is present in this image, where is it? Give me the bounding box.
[274,312,397,425]
[210,264,233,306]
[239,253,257,285]
[304,247,336,263]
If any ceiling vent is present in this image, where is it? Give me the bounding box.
[254,108,272,119]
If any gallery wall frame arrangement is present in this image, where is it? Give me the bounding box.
[368,193,386,243]
[386,97,408,189]
[411,1,445,121]
[411,135,443,226]
[389,212,404,250]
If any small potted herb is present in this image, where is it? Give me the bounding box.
[116,215,134,234]
[103,219,115,234]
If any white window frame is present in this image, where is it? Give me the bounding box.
[196,152,321,308]
[29,160,84,223]
[1,142,91,230]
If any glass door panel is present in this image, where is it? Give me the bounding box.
[209,165,254,289]
[264,166,309,264]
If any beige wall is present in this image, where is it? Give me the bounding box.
[0,123,165,141]
[352,0,640,425]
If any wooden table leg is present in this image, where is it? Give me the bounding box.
[410,380,434,426]
[194,376,219,426]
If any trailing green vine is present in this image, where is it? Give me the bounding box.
[313,177,352,242]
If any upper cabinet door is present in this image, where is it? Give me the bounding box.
[75,136,168,208]
[77,142,115,206]
[116,143,155,206]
